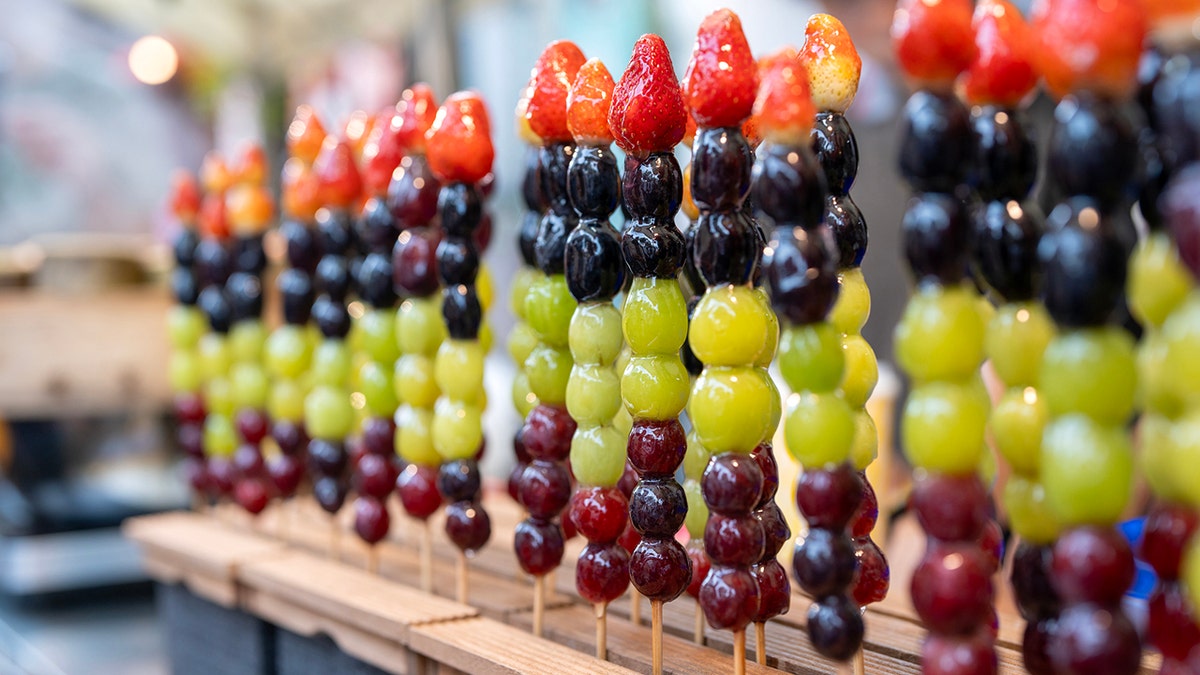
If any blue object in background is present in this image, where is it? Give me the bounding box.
[1119,517,1157,600]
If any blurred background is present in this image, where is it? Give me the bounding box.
[0,0,967,672]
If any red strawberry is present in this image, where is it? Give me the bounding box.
[1033,0,1147,100]
[200,152,232,194]
[962,0,1038,107]
[362,107,405,197]
[800,14,862,113]
[198,193,228,240]
[567,57,616,146]
[426,91,495,185]
[169,170,201,224]
[742,50,799,148]
[394,83,438,153]
[682,9,758,128]
[314,137,363,209]
[526,40,586,143]
[892,0,977,89]
[282,158,321,221]
[753,48,816,146]
[609,34,687,157]
[681,89,698,147]
[233,143,267,185]
[342,110,374,161]
[287,105,326,165]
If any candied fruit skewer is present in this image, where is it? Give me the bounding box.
[558,57,630,660]
[388,84,446,593]
[681,11,782,671]
[225,143,275,518]
[609,33,692,675]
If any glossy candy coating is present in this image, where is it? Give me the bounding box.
[800,14,861,115]
[426,92,494,185]
[609,35,687,157]
[892,0,977,89]
[962,0,1038,107]
[682,9,757,128]
[1033,0,1148,100]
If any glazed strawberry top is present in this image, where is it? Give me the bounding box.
[800,14,862,113]
[362,108,405,198]
[961,0,1038,107]
[1033,0,1147,100]
[314,137,363,209]
[892,0,977,90]
[609,34,688,157]
[227,182,274,236]
[287,105,326,166]
[282,158,321,221]
[342,110,374,161]
[394,84,438,153]
[233,143,267,186]
[526,40,587,143]
[170,170,201,224]
[200,152,232,194]
[753,49,818,146]
[567,58,616,146]
[426,91,495,184]
[682,8,758,128]
[514,82,541,146]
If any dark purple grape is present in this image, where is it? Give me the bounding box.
[898,90,972,192]
[355,453,397,499]
[388,154,440,228]
[281,220,320,273]
[1051,526,1135,606]
[278,269,314,325]
[315,208,354,257]
[902,192,971,286]
[825,194,868,269]
[233,443,265,478]
[752,142,826,228]
[1038,199,1128,327]
[441,285,481,340]
[198,286,233,334]
[622,152,682,221]
[576,543,630,604]
[195,239,232,287]
[807,594,865,661]
[315,255,351,302]
[438,182,482,239]
[444,501,491,552]
[173,228,200,268]
[568,145,621,218]
[357,196,398,254]
[522,404,576,461]
[1012,542,1060,620]
[272,420,308,457]
[629,537,690,602]
[1163,163,1200,281]
[692,210,761,287]
[521,146,545,212]
[792,528,857,598]
[1048,94,1140,210]
[621,222,686,279]
[517,460,571,520]
[699,565,760,631]
[312,295,351,339]
[1155,51,1200,170]
[796,463,863,530]
[519,211,540,268]
[751,558,791,622]
[360,416,394,457]
[1048,603,1142,675]
[313,475,347,514]
[437,238,479,286]
[178,423,204,458]
[437,459,481,503]
[626,419,686,477]
[232,235,266,275]
[701,453,763,515]
[971,198,1043,302]
[357,252,396,308]
[307,438,347,475]
[704,514,765,567]
[968,105,1038,201]
[629,478,687,538]
[565,223,624,302]
[172,268,200,306]
[756,501,791,560]
[393,227,440,297]
[226,272,263,322]
[762,223,839,324]
[923,629,998,675]
[514,518,565,576]
[690,127,753,212]
[812,112,859,196]
[1023,618,1058,675]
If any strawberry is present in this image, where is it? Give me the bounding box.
[227,184,275,236]
[394,83,439,153]
[200,152,232,194]
[426,91,495,184]
[287,105,326,165]
[742,50,799,148]
[961,0,1038,107]
[362,107,405,197]
[198,193,228,240]
[682,9,758,128]
[892,0,977,90]
[753,48,817,146]
[800,14,863,113]
[526,40,587,143]
[169,170,201,224]
[282,157,322,221]
[567,57,616,146]
[515,80,541,146]
[233,143,267,185]
[609,34,687,157]
[1143,0,1200,36]
[682,88,698,147]
[314,137,363,209]
[342,110,374,161]
[1033,0,1147,100]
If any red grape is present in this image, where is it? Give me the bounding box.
[1048,603,1142,675]
[235,408,269,446]
[796,463,863,530]
[235,478,270,515]
[174,392,206,425]
[361,416,396,456]
[699,566,761,631]
[911,473,989,542]
[792,528,857,598]
[911,543,994,635]
[1011,542,1060,620]
[576,543,630,604]
[977,519,1004,574]
[514,519,564,575]
[354,495,390,544]
[396,464,442,520]
[701,453,764,515]
[629,538,690,601]
[444,501,491,552]
[268,454,304,497]
[851,474,879,538]
[355,453,398,499]
[1140,502,1199,580]
[233,444,265,479]
[1051,526,1135,606]
[522,404,576,461]
[1022,619,1057,675]
[751,558,791,622]
[704,514,765,567]
[1148,582,1200,661]
[178,424,204,459]
[922,629,997,675]
[755,501,791,560]
[626,419,687,477]
[749,442,779,507]
[184,457,210,494]
[569,486,628,544]
[851,536,890,606]
[518,460,572,520]
[686,542,711,598]
[208,458,236,496]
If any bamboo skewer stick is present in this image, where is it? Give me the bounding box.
[853,647,866,675]
[330,516,340,561]
[421,520,434,593]
[631,589,643,626]
[755,622,766,665]
[694,602,705,645]
[594,601,607,660]
[651,600,664,675]
[533,575,546,637]
[456,551,469,604]
[733,628,746,675]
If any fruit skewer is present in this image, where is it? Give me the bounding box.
[425,91,496,604]
[389,84,445,593]
[515,40,586,636]
[559,57,629,660]
[608,33,691,675]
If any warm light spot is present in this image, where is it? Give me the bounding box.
[1015,308,1030,322]
[1006,200,1023,220]
[351,392,366,409]
[1023,387,1038,405]
[944,553,964,570]
[1079,207,1100,230]
[787,151,800,164]
[348,301,366,319]
[128,36,178,85]
[995,111,1009,125]
[525,393,537,404]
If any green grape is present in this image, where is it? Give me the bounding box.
[168,351,203,393]
[525,344,573,405]
[569,303,623,366]
[830,267,870,335]
[1139,413,1183,502]
[507,322,540,366]
[569,425,627,486]
[1167,411,1200,510]
[901,377,990,474]
[480,320,494,354]
[167,306,207,350]
[690,366,773,454]
[359,360,397,416]
[432,399,483,460]
[683,428,713,479]
[850,410,878,471]
[359,309,399,364]
[394,354,439,408]
[690,284,771,367]
[986,302,1054,387]
[512,372,538,418]
[396,297,446,356]
[305,384,354,439]
[978,442,997,486]
[1004,475,1060,544]
[613,406,632,436]
[269,378,306,422]
[478,262,495,311]
[894,284,985,383]
[198,334,231,381]
[1128,233,1192,329]
[1159,294,1200,411]
[511,267,538,317]
[683,479,708,539]
[525,274,576,348]
[1041,414,1132,526]
[567,363,622,425]
[763,370,782,440]
[976,295,995,327]
[991,387,1049,475]
[783,391,856,469]
[396,405,441,465]
[615,345,632,381]
[622,277,688,355]
[621,354,690,420]
[840,334,878,408]
[435,340,485,405]
[1138,331,1181,417]
[265,325,312,379]
[230,362,269,410]
[1185,537,1200,613]
[1039,327,1136,425]
[205,376,234,417]
[311,340,353,387]
[778,322,844,393]
[203,414,238,457]
[229,320,266,364]
[752,288,780,368]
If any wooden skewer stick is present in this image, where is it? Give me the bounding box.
[456,551,469,604]
[853,647,866,675]
[755,622,766,665]
[835,648,866,675]
[276,501,289,542]
[330,516,340,561]
[420,520,434,593]
[693,601,705,645]
[366,546,379,575]
[651,599,664,675]
[594,601,607,660]
[631,588,643,626]
[533,575,546,637]
[733,628,746,675]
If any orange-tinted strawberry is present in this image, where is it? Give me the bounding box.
[1033,0,1147,100]
[233,143,268,186]
[198,193,229,240]
[515,81,542,146]
[682,9,758,128]
[1143,0,1200,37]
[282,158,322,221]
[754,49,817,146]
[961,0,1038,107]
[801,14,862,113]
[892,0,977,90]
[426,91,495,184]
[227,184,275,235]
[395,84,439,154]
[343,110,374,161]
[287,105,326,165]
[170,170,201,224]
[742,50,800,148]
[567,58,616,146]
[200,152,232,194]
[609,34,688,157]
[526,40,587,143]
[362,108,405,197]
[314,137,363,209]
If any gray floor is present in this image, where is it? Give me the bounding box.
[0,586,166,675]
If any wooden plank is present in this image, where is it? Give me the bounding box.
[409,616,636,675]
